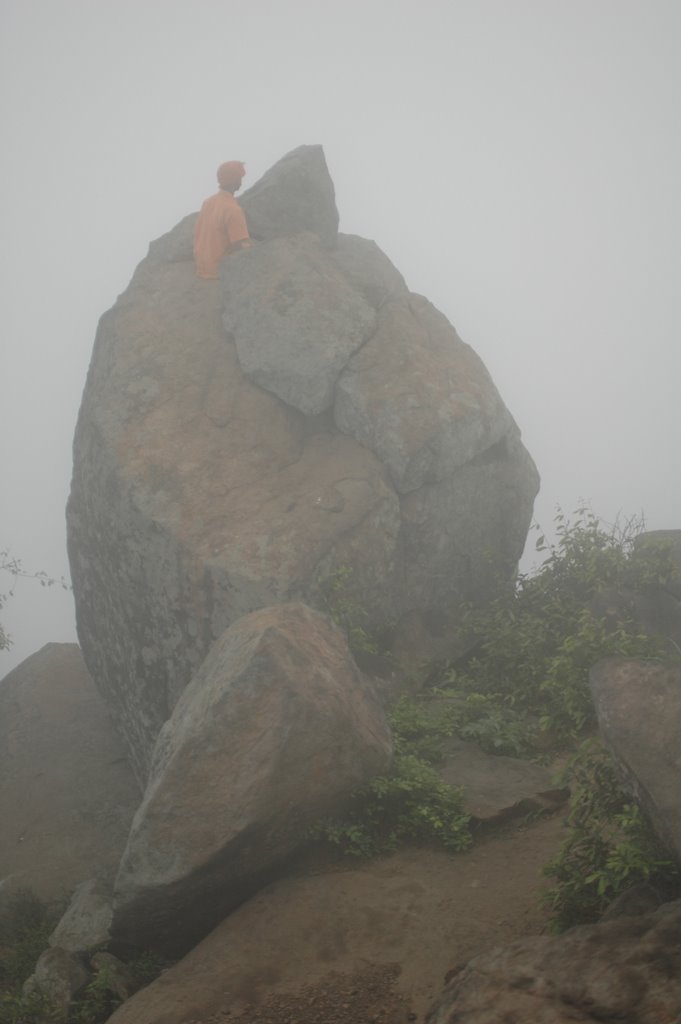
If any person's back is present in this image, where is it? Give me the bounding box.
[194,161,251,280]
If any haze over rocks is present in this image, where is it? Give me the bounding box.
[6,147,681,1024]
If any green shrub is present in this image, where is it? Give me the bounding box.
[436,508,673,741]
[543,741,681,931]
[310,751,471,857]
[319,564,388,658]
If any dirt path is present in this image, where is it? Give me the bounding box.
[108,813,568,1024]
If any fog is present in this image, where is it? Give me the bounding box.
[2,0,680,676]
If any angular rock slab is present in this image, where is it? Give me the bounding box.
[223,232,376,414]
[438,739,568,823]
[334,295,517,493]
[426,898,681,1023]
[590,657,681,860]
[240,144,339,247]
[111,604,392,955]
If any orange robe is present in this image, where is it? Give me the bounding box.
[193,191,251,279]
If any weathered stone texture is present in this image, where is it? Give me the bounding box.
[222,232,376,414]
[426,898,681,1023]
[111,604,392,954]
[335,295,516,493]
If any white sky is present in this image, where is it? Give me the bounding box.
[2,0,680,675]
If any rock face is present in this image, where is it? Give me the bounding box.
[111,603,392,954]
[590,657,681,861]
[0,644,139,899]
[67,144,539,782]
[426,898,681,1023]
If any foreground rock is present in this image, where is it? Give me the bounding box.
[111,604,392,954]
[106,816,565,1024]
[426,897,681,1023]
[0,644,139,899]
[590,657,681,860]
[68,144,539,782]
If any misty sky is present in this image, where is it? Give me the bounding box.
[2,0,680,676]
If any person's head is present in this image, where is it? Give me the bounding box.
[217,161,246,193]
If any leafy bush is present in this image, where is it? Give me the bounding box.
[311,752,471,857]
[543,741,681,931]
[310,695,472,856]
[437,508,673,742]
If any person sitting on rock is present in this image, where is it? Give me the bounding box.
[193,161,252,280]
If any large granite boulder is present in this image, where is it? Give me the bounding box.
[426,898,681,1023]
[68,144,539,782]
[590,657,681,861]
[110,603,392,954]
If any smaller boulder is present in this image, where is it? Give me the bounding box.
[240,144,339,247]
[49,878,112,953]
[112,603,392,954]
[222,232,375,415]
